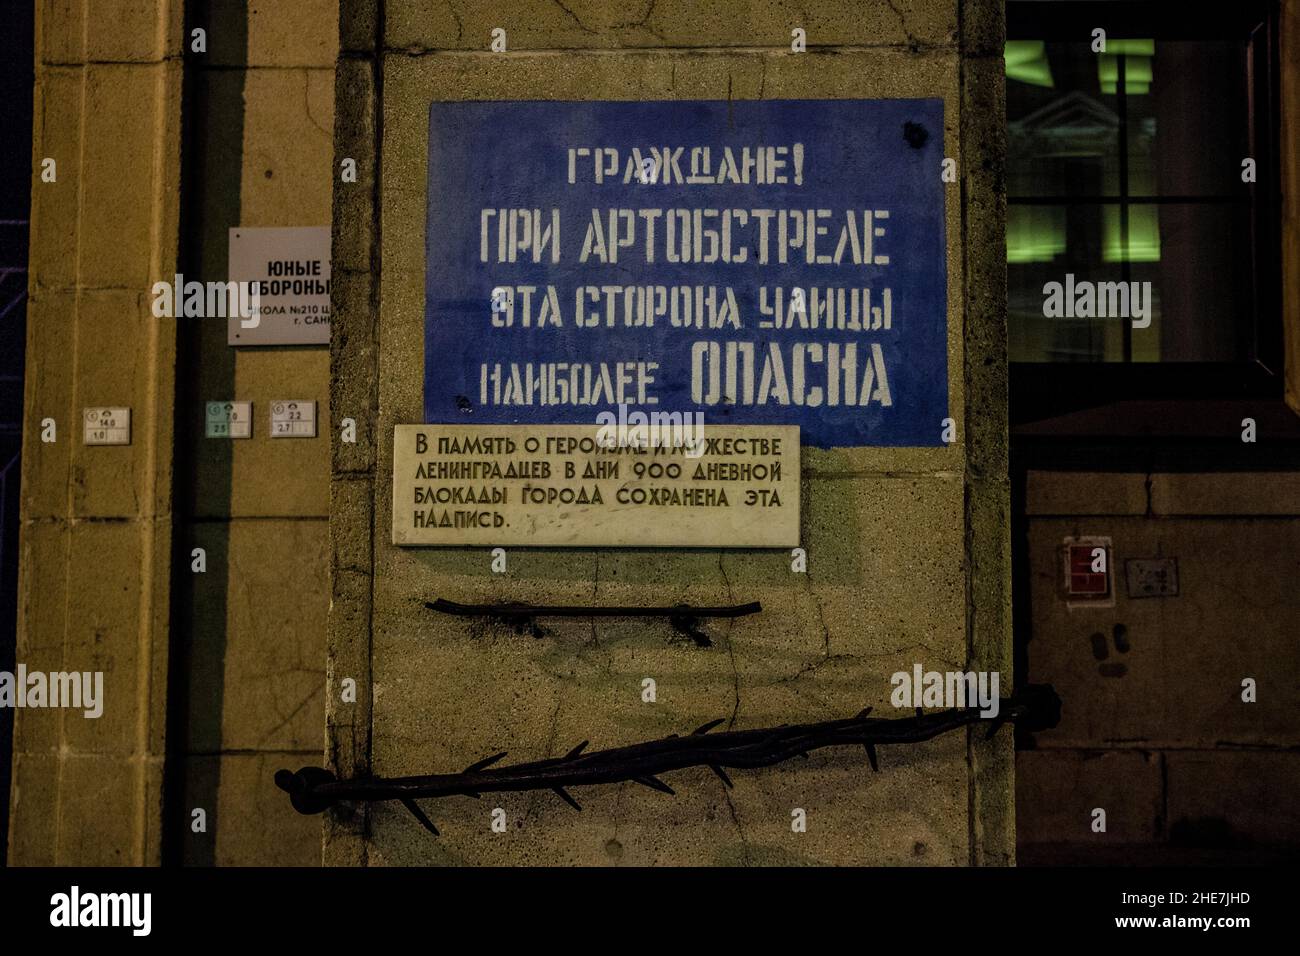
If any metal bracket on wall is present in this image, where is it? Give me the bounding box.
[425,597,762,647]
[276,685,1062,837]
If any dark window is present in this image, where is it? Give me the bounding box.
[1006,1,1282,413]
[0,0,34,867]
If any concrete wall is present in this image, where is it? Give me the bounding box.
[327,0,1012,866]
[1018,470,1300,862]
[9,0,336,866]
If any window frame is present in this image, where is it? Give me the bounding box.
[1006,0,1284,427]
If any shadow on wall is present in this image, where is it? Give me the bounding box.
[163,0,247,868]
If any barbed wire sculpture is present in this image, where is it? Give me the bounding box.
[276,685,1059,836]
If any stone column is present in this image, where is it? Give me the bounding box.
[9,0,184,865]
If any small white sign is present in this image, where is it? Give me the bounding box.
[270,400,317,438]
[228,226,331,347]
[206,401,252,439]
[83,407,131,446]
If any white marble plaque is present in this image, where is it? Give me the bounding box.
[392,424,799,547]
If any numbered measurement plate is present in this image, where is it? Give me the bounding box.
[83,407,131,445]
[206,401,252,438]
[270,400,317,438]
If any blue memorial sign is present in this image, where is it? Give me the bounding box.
[425,99,947,448]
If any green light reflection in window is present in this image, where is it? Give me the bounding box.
[1104,204,1161,262]
[1099,38,1155,95]
[1005,40,1054,88]
[1007,205,1066,263]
